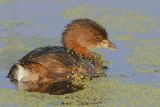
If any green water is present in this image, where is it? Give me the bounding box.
[0,1,160,107]
[0,77,160,107]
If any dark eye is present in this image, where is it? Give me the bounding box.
[96,36,102,41]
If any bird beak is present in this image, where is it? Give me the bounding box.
[99,40,117,50]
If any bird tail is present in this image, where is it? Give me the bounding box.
[7,64,25,81]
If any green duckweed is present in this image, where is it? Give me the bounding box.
[126,39,160,72]
[0,77,160,107]
[61,4,160,73]
[113,34,137,42]
[0,20,31,28]
[0,36,60,69]
[0,0,9,4]
[62,5,157,34]
[0,5,159,107]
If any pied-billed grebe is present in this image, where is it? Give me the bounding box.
[8,18,117,84]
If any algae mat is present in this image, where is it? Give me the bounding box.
[0,2,160,107]
[0,77,160,107]
[62,5,160,73]
[0,36,60,69]
[0,32,159,107]
[62,5,158,34]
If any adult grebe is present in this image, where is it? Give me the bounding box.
[8,18,116,85]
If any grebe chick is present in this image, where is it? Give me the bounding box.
[8,18,117,85]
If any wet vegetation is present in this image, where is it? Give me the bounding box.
[0,77,160,107]
[0,0,9,4]
[0,2,160,107]
[0,36,60,69]
[62,4,160,73]
[62,5,157,34]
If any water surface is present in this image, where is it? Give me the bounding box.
[0,0,160,107]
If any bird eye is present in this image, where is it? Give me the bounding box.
[96,36,102,41]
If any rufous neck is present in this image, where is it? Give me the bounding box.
[64,40,95,60]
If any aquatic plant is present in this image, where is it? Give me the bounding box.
[126,39,160,72]
[62,5,160,73]
[0,77,160,107]
[0,36,60,69]
[62,5,157,34]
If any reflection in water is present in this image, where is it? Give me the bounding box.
[9,66,108,95]
[13,81,84,95]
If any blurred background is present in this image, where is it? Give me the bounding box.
[0,0,160,107]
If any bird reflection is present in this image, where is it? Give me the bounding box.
[15,81,83,95]
[10,65,108,95]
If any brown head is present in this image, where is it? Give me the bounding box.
[62,18,117,59]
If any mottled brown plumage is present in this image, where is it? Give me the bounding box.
[8,18,117,94]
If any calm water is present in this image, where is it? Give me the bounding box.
[0,0,160,107]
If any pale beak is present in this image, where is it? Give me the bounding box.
[99,40,117,50]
